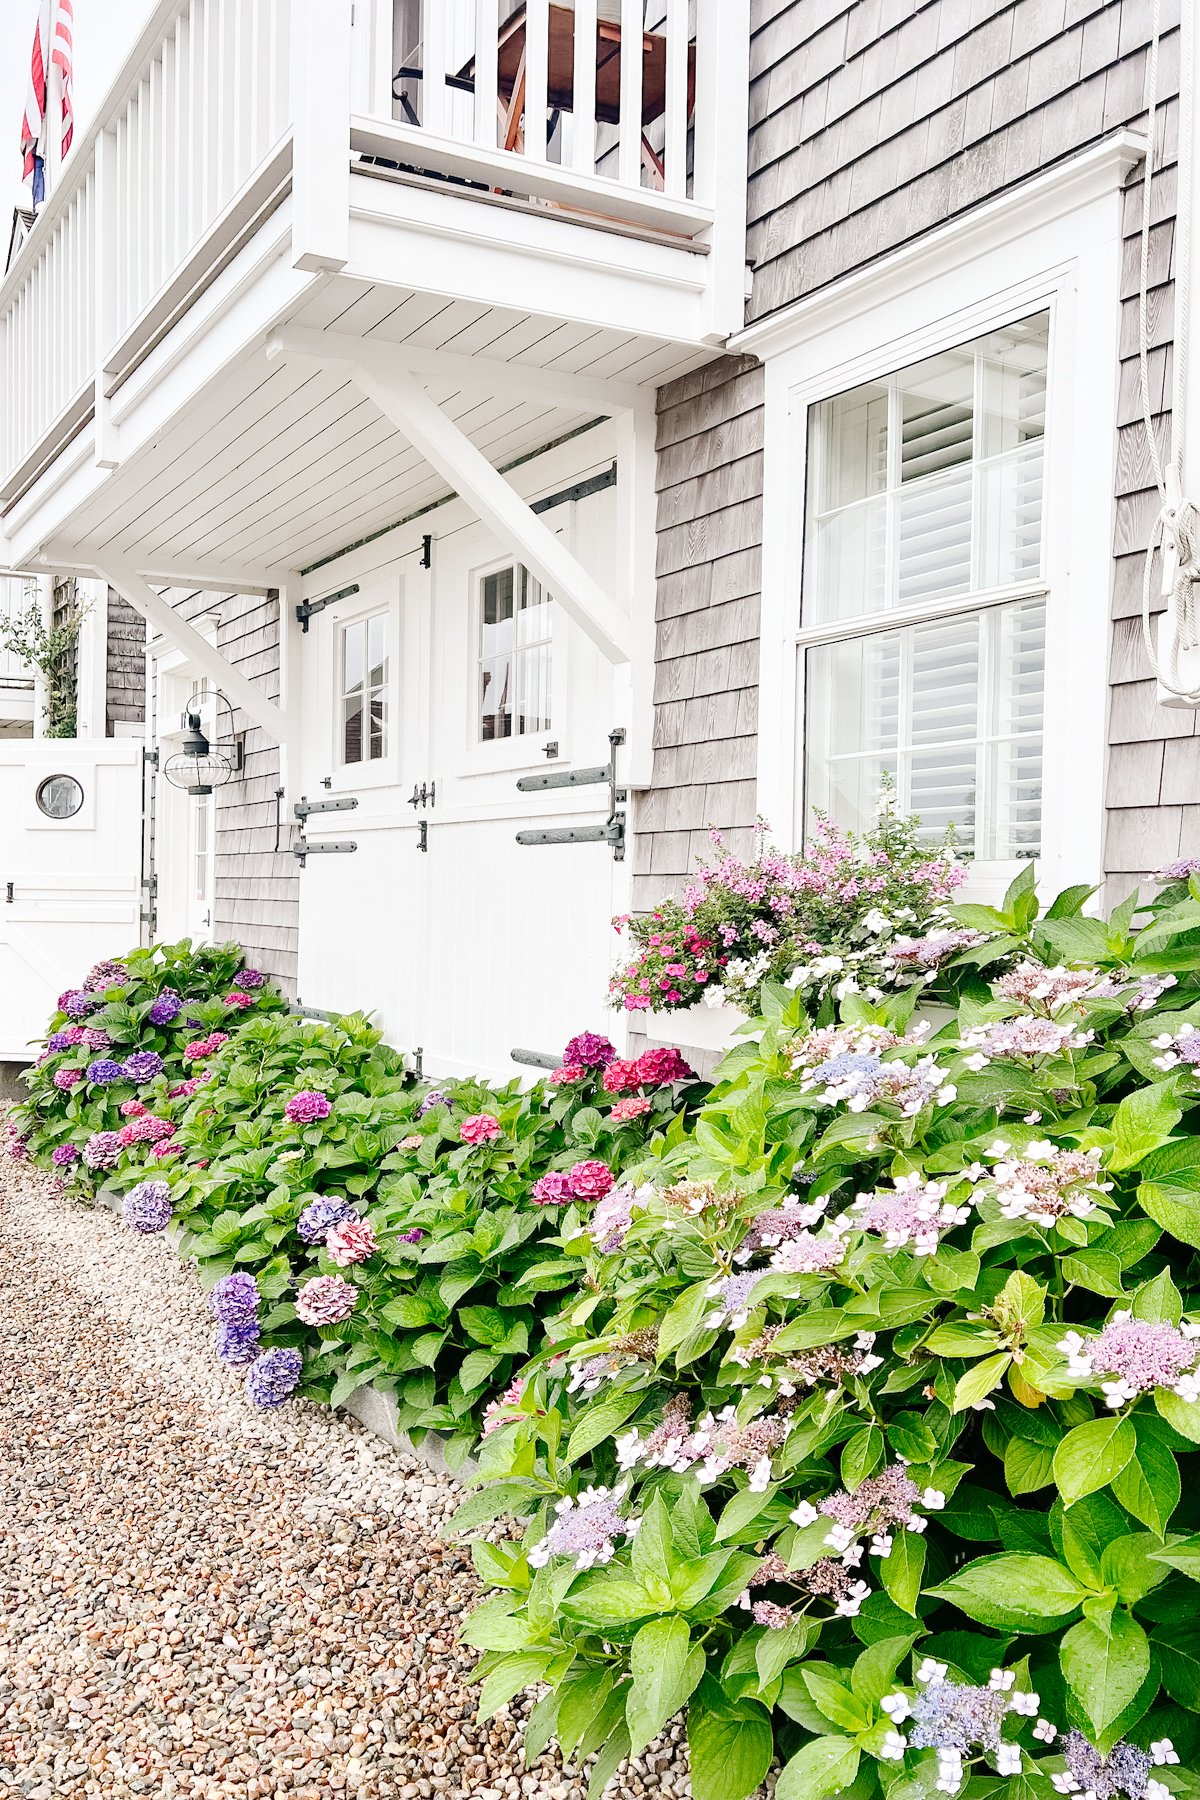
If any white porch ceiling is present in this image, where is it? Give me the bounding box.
[64,280,710,575]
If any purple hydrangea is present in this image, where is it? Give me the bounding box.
[51,1143,80,1167]
[909,1678,1010,1753]
[215,1317,262,1365]
[563,1031,617,1069]
[87,1058,127,1086]
[83,1131,123,1169]
[147,989,183,1026]
[122,1179,173,1233]
[59,989,97,1019]
[46,1030,74,1053]
[124,1050,165,1084]
[1063,1734,1154,1800]
[86,959,128,992]
[397,1227,427,1244]
[82,1028,111,1052]
[416,1089,448,1117]
[208,1271,261,1322]
[297,1196,357,1243]
[285,1090,332,1124]
[245,1347,303,1408]
[236,968,266,989]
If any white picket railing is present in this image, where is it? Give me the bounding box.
[107,0,292,354]
[0,168,95,493]
[0,0,745,506]
[361,0,704,208]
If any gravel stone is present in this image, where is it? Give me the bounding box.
[0,1153,695,1797]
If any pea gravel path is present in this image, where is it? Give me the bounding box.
[0,1157,691,1800]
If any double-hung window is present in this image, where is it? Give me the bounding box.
[800,312,1049,862]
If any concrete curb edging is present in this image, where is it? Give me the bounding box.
[94,1186,476,1480]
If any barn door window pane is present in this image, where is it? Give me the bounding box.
[478,563,553,742]
[340,614,389,764]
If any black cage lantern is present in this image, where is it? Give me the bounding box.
[162,689,243,795]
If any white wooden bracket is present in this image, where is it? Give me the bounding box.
[96,559,297,752]
[268,329,638,665]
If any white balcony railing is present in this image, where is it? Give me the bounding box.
[0,0,747,511]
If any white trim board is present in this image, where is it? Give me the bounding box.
[754,137,1136,904]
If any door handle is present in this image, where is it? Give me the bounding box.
[4,882,12,904]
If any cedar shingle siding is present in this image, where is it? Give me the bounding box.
[167,591,298,992]
[105,587,146,735]
[633,357,764,911]
[637,0,1182,901]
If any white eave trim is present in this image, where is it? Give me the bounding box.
[730,130,1148,362]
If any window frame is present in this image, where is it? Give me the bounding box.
[459,551,566,774]
[322,582,402,793]
[743,140,1137,905]
[796,311,1053,873]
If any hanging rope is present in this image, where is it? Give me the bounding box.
[1140,0,1200,699]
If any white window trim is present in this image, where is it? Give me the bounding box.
[322,582,402,792]
[456,550,570,776]
[745,131,1144,905]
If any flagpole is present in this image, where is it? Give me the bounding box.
[45,2,64,196]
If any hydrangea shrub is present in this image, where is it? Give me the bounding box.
[608,794,969,1020]
[460,871,1200,1800]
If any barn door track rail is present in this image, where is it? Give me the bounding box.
[515,728,626,860]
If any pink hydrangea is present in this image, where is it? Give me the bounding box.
[602,1059,644,1095]
[121,1099,148,1118]
[151,1141,182,1161]
[62,1026,86,1046]
[53,1068,82,1090]
[483,1378,528,1434]
[568,1159,615,1200]
[168,1075,207,1100]
[223,991,256,1009]
[532,1170,576,1206]
[550,1064,588,1086]
[609,1095,652,1122]
[635,1046,694,1086]
[399,1134,423,1151]
[325,1219,378,1266]
[295,1274,358,1325]
[460,1113,501,1145]
[118,1115,176,1147]
[285,1090,332,1124]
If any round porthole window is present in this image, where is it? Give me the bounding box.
[35,773,84,820]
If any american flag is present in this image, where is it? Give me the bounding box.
[21,0,74,205]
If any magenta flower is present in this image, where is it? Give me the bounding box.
[53,1068,82,1090]
[285,1090,332,1124]
[121,1099,148,1118]
[602,1059,643,1095]
[550,1063,588,1086]
[635,1046,694,1086]
[83,1131,123,1169]
[460,1113,501,1145]
[568,1159,615,1200]
[532,1170,576,1206]
[325,1219,378,1266]
[51,1143,80,1166]
[562,1031,617,1069]
[223,991,255,1010]
[295,1274,358,1325]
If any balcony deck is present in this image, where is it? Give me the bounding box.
[0,0,748,580]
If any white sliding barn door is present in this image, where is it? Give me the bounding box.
[0,741,144,1059]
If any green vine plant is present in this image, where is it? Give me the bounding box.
[0,587,89,737]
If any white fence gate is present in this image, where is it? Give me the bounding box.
[0,741,144,1060]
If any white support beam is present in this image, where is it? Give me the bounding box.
[615,404,659,789]
[40,544,283,596]
[268,324,644,418]
[274,337,636,665]
[290,0,351,272]
[97,559,297,750]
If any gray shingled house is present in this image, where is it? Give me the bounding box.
[0,0,1191,1077]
